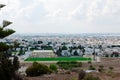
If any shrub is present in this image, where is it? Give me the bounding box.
[88,61,92,64]
[26,62,52,76]
[98,65,104,72]
[84,74,100,80]
[105,54,109,57]
[78,62,82,67]
[49,64,58,73]
[65,70,71,74]
[89,65,96,70]
[57,61,82,70]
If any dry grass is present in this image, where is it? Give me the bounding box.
[24,58,120,80]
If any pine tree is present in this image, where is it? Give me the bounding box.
[0,4,22,80]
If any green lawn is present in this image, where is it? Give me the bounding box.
[25,57,91,61]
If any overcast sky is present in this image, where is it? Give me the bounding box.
[0,0,120,34]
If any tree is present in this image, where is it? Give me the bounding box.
[62,46,68,50]
[13,41,20,51]
[18,47,25,56]
[98,45,102,50]
[0,42,9,52]
[0,4,22,80]
[38,40,43,44]
[69,47,73,53]
[41,45,53,50]
[56,48,62,56]
[0,23,15,38]
[74,50,79,56]
[13,56,20,71]
[82,48,85,55]
[0,54,14,80]
[78,45,82,50]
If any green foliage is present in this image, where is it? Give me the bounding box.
[13,56,20,71]
[105,54,109,57]
[78,70,86,80]
[89,65,96,70]
[30,47,36,51]
[57,61,82,70]
[0,5,22,80]
[98,45,102,50]
[0,42,9,52]
[84,74,101,80]
[49,64,58,73]
[78,45,83,50]
[0,54,14,80]
[82,48,85,53]
[26,62,52,77]
[13,41,20,50]
[88,61,92,64]
[18,49,25,56]
[0,27,15,39]
[61,46,68,50]
[56,48,62,56]
[69,48,73,53]
[41,45,53,50]
[111,52,119,57]
[0,54,21,80]
[74,50,79,56]
[38,41,43,44]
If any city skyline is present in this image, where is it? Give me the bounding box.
[0,0,120,34]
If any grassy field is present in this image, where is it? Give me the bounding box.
[25,57,92,61]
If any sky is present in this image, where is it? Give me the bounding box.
[0,0,120,34]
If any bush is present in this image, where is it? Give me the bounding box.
[57,61,82,70]
[88,61,92,64]
[105,54,109,57]
[98,65,104,72]
[89,65,96,70]
[84,74,100,80]
[26,62,52,76]
[78,62,82,67]
[49,64,58,73]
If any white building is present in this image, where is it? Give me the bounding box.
[30,50,56,58]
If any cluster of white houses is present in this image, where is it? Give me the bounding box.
[2,34,120,58]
